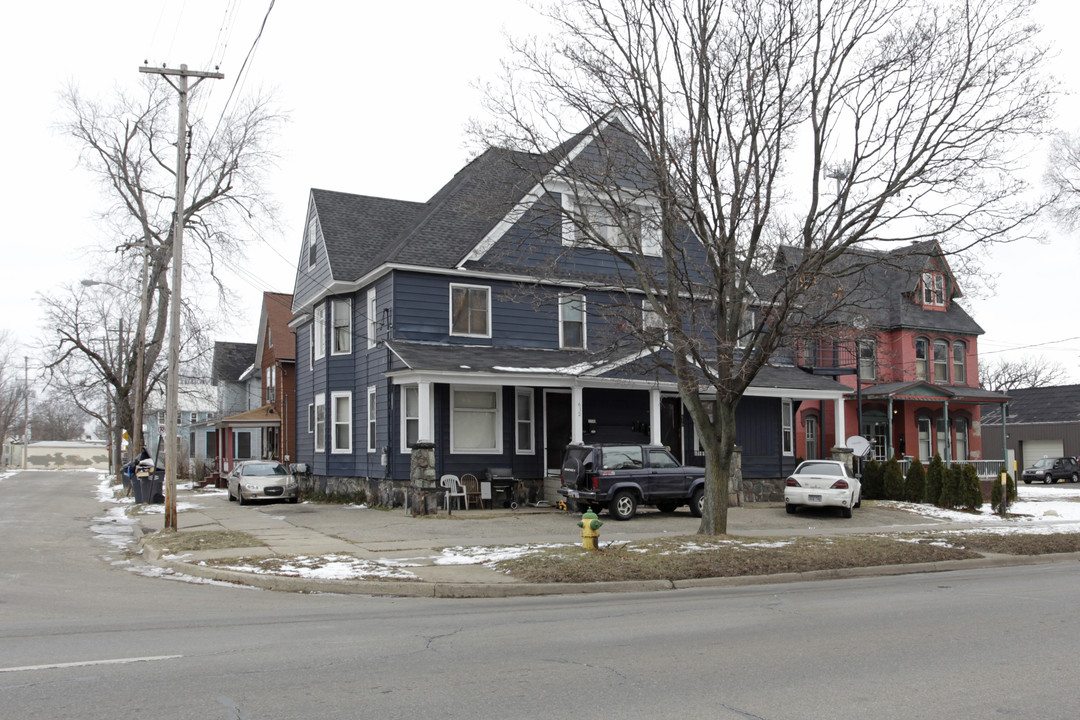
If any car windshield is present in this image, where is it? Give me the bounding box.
[1032,458,1055,469]
[796,462,844,477]
[242,463,288,477]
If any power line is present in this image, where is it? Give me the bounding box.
[980,336,1080,355]
[205,0,276,148]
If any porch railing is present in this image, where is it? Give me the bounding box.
[892,458,1006,478]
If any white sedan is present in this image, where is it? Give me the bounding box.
[784,460,861,518]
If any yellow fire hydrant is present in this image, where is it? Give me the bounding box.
[578,509,603,550]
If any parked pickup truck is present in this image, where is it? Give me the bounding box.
[557,443,706,520]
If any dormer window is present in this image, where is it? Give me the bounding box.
[921,272,945,307]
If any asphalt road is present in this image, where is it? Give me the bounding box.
[2,470,1078,720]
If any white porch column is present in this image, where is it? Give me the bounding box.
[571,384,584,444]
[834,395,846,447]
[650,388,662,445]
[418,381,433,443]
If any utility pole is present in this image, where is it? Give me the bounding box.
[139,63,223,530]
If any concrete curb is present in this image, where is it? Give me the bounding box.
[138,530,1080,598]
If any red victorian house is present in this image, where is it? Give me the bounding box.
[779,241,1008,471]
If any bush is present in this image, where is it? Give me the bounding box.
[904,460,927,503]
[861,459,883,500]
[939,464,964,510]
[990,468,1018,514]
[926,454,946,506]
[883,458,905,501]
[962,464,983,512]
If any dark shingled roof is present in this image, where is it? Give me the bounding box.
[765,240,984,335]
[981,384,1080,425]
[211,341,257,386]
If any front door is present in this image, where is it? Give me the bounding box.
[544,391,572,473]
[660,395,683,462]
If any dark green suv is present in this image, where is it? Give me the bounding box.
[557,443,706,520]
[1021,457,1080,484]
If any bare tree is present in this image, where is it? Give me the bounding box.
[31,390,91,442]
[980,356,1068,393]
[476,0,1052,534]
[1045,130,1080,230]
[0,331,28,448]
[45,76,284,459]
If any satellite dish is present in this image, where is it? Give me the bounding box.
[846,435,872,457]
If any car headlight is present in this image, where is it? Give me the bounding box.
[243,482,260,491]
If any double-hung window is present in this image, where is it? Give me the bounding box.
[642,306,668,343]
[933,339,949,383]
[563,192,662,256]
[858,340,876,381]
[559,295,585,349]
[954,418,969,461]
[915,338,929,381]
[450,284,490,337]
[331,391,352,453]
[921,272,945,307]
[917,417,932,461]
[515,389,534,454]
[781,399,794,456]
[952,341,966,384]
[366,289,378,349]
[402,385,419,451]
[331,298,351,355]
[450,387,501,454]
[367,387,377,453]
[307,216,319,268]
[314,395,326,453]
[313,304,326,361]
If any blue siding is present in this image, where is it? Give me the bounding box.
[293,198,335,310]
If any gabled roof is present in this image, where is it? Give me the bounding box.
[857,380,1007,404]
[981,384,1080,425]
[254,291,296,367]
[767,240,983,335]
[211,341,257,386]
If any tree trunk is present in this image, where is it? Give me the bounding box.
[697,401,737,535]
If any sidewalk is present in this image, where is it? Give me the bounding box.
[135,485,1075,597]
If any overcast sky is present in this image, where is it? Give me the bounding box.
[2,0,1077,383]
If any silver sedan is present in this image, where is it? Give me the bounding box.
[227,461,299,505]
[784,460,861,518]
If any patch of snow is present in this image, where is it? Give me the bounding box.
[434,543,572,565]
[213,554,418,581]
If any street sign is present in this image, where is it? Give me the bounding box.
[158,424,166,437]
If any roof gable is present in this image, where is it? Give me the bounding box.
[211,341,257,386]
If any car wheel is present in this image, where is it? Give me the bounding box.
[238,489,247,506]
[840,504,853,518]
[689,488,704,518]
[589,503,604,514]
[854,492,862,509]
[656,501,678,513]
[1072,473,1078,484]
[609,491,637,521]
[228,485,236,502]
[1023,479,1031,484]
[1044,475,1052,485]
[785,503,797,515]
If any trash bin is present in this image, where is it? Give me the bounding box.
[132,471,148,503]
[149,469,165,504]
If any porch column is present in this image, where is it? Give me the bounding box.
[571,384,584,444]
[833,395,846,448]
[418,380,433,443]
[225,426,234,473]
[943,400,950,466]
[886,397,894,459]
[649,387,662,446]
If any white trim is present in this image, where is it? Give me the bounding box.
[330,297,351,355]
[558,294,587,350]
[313,304,326,361]
[515,388,535,455]
[307,403,314,434]
[366,288,377,349]
[367,386,377,453]
[400,385,419,453]
[330,391,352,454]
[314,394,326,453]
[449,385,502,454]
[449,283,492,338]
[781,398,794,456]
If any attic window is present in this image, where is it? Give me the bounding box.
[307,216,319,268]
[562,193,661,256]
[921,272,945,307]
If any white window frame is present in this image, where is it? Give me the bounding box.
[954,418,969,461]
[858,340,876,381]
[952,341,966,384]
[367,386,378,453]
[922,272,945,307]
[694,400,716,456]
[642,306,669,344]
[559,294,586,349]
[401,385,419,453]
[449,284,491,338]
[331,298,351,355]
[307,215,318,268]
[933,339,949,383]
[915,337,928,381]
[936,416,947,458]
[450,386,502,454]
[515,388,535,455]
[918,417,932,461]
[781,398,794,456]
[331,391,352,454]
[313,304,326,361]
[804,414,818,460]
[314,394,326,453]
[736,309,756,349]
[561,192,662,257]
[307,403,314,434]
[367,288,377,349]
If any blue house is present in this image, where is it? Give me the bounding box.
[290,116,847,505]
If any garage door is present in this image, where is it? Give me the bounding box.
[1022,439,1063,469]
